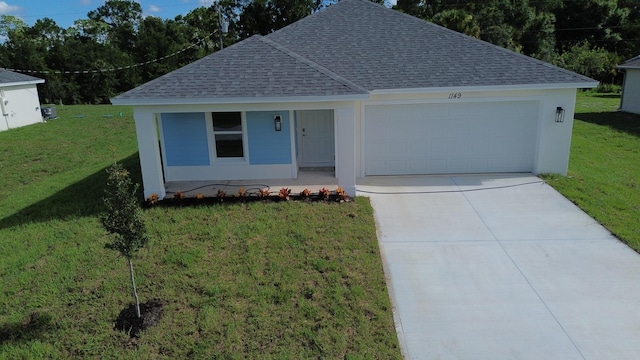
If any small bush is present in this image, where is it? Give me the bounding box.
[279,188,291,201]
[595,83,621,94]
[173,191,185,200]
[258,188,270,198]
[336,187,349,201]
[300,188,311,198]
[147,193,159,205]
[318,187,330,201]
[216,189,226,199]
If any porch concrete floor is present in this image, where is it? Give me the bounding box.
[164,169,338,197]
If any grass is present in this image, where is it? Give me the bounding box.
[543,91,640,250]
[0,106,401,359]
[0,105,138,227]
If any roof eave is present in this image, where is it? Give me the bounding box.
[110,94,370,106]
[0,79,46,87]
[370,82,599,95]
[617,65,640,70]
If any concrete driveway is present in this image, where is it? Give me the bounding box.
[357,174,640,360]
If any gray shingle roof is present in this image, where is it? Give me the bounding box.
[266,0,593,89]
[114,36,367,102]
[618,55,640,69]
[112,0,595,104]
[0,69,44,85]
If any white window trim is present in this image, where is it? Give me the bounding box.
[207,111,249,163]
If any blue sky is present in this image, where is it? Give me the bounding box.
[0,0,215,29]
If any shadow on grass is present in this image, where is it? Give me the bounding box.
[0,312,53,345]
[575,111,640,138]
[0,154,142,230]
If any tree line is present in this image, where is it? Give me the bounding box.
[0,0,637,105]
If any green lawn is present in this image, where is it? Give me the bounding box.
[0,106,401,359]
[543,91,640,250]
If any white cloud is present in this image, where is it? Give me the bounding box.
[200,0,214,6]
[149,5,161,13]
[79,0,92,5]
[0,1,21,15]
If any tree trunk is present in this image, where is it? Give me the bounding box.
[128,257,141,318]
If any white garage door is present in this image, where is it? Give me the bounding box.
[364,101,539,175]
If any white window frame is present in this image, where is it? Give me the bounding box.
[207,111,249,163]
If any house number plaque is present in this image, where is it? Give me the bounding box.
[448,92,462,99]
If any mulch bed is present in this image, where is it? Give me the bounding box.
[146,193,351,208]
[114,299,164,338]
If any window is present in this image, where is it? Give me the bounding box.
[212,112,244,158]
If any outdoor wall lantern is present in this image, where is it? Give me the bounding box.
[555,106,565,123]
[274,115,282,131]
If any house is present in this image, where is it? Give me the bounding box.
[0,69,45,132]
[111,0,597,199]
[618,55,640,114]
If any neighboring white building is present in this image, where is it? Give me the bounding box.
[0,69,45,132]
[618,56,640,115]
[111,0,597,199]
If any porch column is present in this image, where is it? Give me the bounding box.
[133,109,166,199]
[335,105,356,197]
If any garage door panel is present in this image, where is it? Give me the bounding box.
[389,141,408,157]
[429,119,449,134]
[366,116,385,133]
[488,158,509,171]
[449,158,468,172]
[388,160,408,173]
[447,121,468,137]
[469,140,490,157]
[367,160,386,174]
[429,139,448,157]
[388,125,406,138]
[410,120,430,136]
[407,159,427,172]
[368,142,387,158]
[469,158,489,171]
[448,137,469,157]
[408,142,428,157]
[365,101,539,175]
[427,159,446,172]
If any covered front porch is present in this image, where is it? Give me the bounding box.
[132,103,357,200]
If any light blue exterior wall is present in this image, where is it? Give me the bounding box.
[161,113,210,166]
[246,111,292,165]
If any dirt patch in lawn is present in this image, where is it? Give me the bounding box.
[114,299,164,338]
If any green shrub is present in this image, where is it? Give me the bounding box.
[554,41,620,83]
[595,83,621,94]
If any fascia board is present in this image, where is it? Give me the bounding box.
[111,94,369,106]
[617,65,640,70]
[370,82,599,95]
[1,79,46,87]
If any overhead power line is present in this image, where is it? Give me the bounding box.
[1,32,216,75]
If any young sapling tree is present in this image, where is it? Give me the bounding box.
[101,162,149,318]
